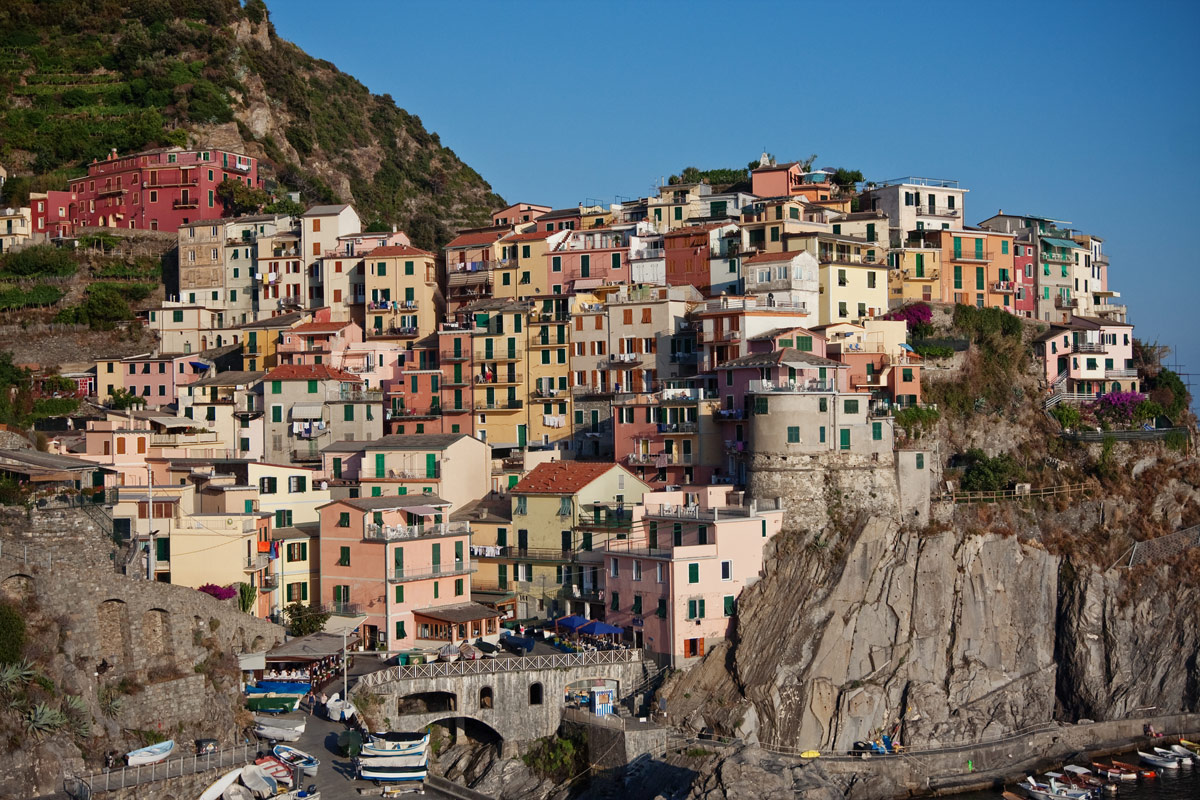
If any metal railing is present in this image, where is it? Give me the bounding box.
[1105,368,1138,378]
[365,523,467,542]
[747,379,834,394]
[949,250,992,263]
[81,742,258,792]
[325,602,362,616]
[389,561,474,583]
[935,482,1092,504]
[358,647,643,687]
[1071,341,1105,353]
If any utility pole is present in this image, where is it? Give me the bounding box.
[146,464,155,580]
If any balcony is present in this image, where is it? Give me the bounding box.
[1041,249,1074,263]
[442,404,472,414]
[331,386,384,402]
[818,251,884,266]
[388,407,441,420]
[658,421,698,434]
[389,560,475,583]
[145,176,200,188]
[669,352,700,364]
[373,325,419,338]
[260,574,279,591]
[474,399,523,411]
[917,206,960,218]
[530,336,568,348]
[441,350,470,363]
[1105,368,1138,378]
[365,522,469,542]
[173,198,200,209]
[325,602,363,617]
[902,268,940,281]
[292,449,322,462]
[244,554,268,572]
[474,546,583,563]
[659,387,704,403]
[748,379,835,394]
[1071,342,1106,354]
[443,375,470,387]
[949,250,992,263]
[628,247,664,261]
[475,372,524,386]
[1093,254,1110,267]
[474,351,520,362]
[697,329,742,344]
[1094,303,1127,318]
[1055,296,1080,311]
[626,452,659,465]
[368,300,420,312]
[608,353,644,366]
[991,281,1017,293]
[715,408,745,421]
[447,268,494,286]
[659,452,694,465]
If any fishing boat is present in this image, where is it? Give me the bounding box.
[1062,765,1117,792]
[253,719,305,742]
[355,758,428,783]
[1021,776,1092,800]
[356,750,429,768]
[436,643,460,662]
[239,764,278,798]
[246,695,299,714]
[253,756,293,787]
[362,731,430,756]
[1181,739,1200,754]
[126,739,175,766]
[1165,745,1195,764]
[1112,760,1156,779]
[325,692,357,722]
[1137,750,1179,770]
[222,785,253,800]
[1043,772,1100,794]
[198,768,244,800]
[273,744,320,777]
[1089,762,1137,782]
[253,714,306,730]
[1174,742,1200,759]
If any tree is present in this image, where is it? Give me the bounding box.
[832,168,864,190]
[264,196,304,217]
[216,178,270,217]
[284,602,330,637]
[107,387,146,410]
[798,153,818,172]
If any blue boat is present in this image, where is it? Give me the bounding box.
[273,744,319,777]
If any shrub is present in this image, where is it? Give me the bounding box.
[895,406,940,438]
[959,449,1022,492]
[1050,404,1083,430]
[521,729,588,782]
[953,304,1022,341]
[24,702,67,739]
[0,603,25,663]
[0,245,77,278]
[197,584,236,601]
[284,602,329,637]
[883,303,933,337]
[1089,391,1146,426]
[1164,430,1189,452]
[915,344,953,359]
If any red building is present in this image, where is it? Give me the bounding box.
[1013,239,1036,318]
[57,147,260,234]
[663,223,729,294]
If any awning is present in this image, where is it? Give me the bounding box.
[322,615,366,637]
[291,405,323,420]
[190,362,210,370]
[572,278,603,290]
[401,505,441,517]
[1041,237,1080,249]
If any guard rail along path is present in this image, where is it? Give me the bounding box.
[357,646,643,688]
[936,481,1093,504]
[78,742,258,793]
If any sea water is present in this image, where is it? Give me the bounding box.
[953,759,1200,800]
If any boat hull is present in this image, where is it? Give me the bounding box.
[254,724,305,742]
[273,744,320,777]
[126,739,174,766]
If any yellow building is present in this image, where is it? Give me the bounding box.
[453,495,517,619]
[466,299,533,450]
[231,311,308,372]
[95,356,125,401]
[888,245,943,306]
[478,461,650,619]
[783,233,888,325]
[363,245,442,340]
[496,229,566,300]
[268,521,319,620]
[525,307,572,449]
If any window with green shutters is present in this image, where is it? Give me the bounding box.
[307,380,317,394]
[975,238,984,259]
[954,266,962,289]
[840,428,851,450]
[521,245,531,259]
[798,335,813,352]
[724,595,735,616]
[344,405,354,421]
[844,399,859,414]
[754,396,768,415]
[872,422,882,441]
[1001,240,1009,255]
[674,206,682,220]
[688,563,699,583]
[915,253,925,277]
[271,380,281,394]
[953,237,962,259]
[819,397,827,412]
[673,523,682,547]
[916,453,925,469]
[610,591,619,611]
[580,254,590,277]
[866,223,876,242]
[271,406,282,423]
[404,260,414,275]
[455,578,464,596]
[611,252,621,270]
[902,368,914,382]
[787,426,799,443]
[552,256,561,272]
[632,595,642,614]
[275,509,292,527]
[770,226,779,242]
[976,266,984,290]
[377,262,386,277]
[656,598,667,618]
[338,546,350,567]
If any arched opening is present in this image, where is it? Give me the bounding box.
[1111,382,1121,392]
[426,716,503,777]
[251,635,266,652]
[141,608,173,664]
[479,686,494,710]
[398,691,457,715]
[0,573,34,603]
[96,599,131,671]
[529,682,543,706]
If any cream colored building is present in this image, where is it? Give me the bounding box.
[364,245,441,340]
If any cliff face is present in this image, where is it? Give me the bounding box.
[665,468,1200,752]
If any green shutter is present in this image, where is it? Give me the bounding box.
[688,563,699,583]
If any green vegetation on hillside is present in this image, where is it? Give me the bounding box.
[923,305,1029,417]
[0,0,503,248]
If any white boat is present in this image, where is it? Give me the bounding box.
[239,764,278,798]
[1165,745,1195,764]
[1138,750,1180,770]
[362,731,429,756]
[273,744,320,777]
[198,768,244,800]
[1173,742,1200,759]
[357,750,429,768]
[222,786,253,800]
[436,643,460,662]
[254,714,306,730]
[126,739,175,766]
[325,692,357,722]
[1022,776,1091,800]
[254,720,305,742]
[356,759,428,783]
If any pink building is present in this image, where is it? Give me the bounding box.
[602,487,783,667]
[1013,240,1036,318]
[276,320,364,367]
[317,495,497,650]
[1035,315,1137,400]
[119,352,212,408]
[63,147,260,233]
[548,227,631,293]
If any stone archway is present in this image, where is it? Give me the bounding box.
[96,600,131,671]
[141,608,173,665]
[0,573,34,603]
[251,635,266,652]
[398,691,457,714]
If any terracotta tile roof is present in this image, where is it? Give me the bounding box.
[445,231,505,249]
[662,223,730,238]
[744,251,801,264]
[369,245,435,258]
[512,461,618,495]
[289,321,352,334]
[262,364,361,382]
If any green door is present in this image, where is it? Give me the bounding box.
[518,425,527,448]
[839,429,851,451]
[580,255,590,278]
[498,564,508,589]
[582,530,593,550]
[394,547,404,579]
[507,337,516,358]
[453,338,462,358]
[375,453,385,479]
[455,541,463,568]
[425,453,437,478]
[454,389,463,410]
[453,364,462,384]
[333,458,342,479]
[431,543,441,575]
[975,238,984,259]
[953,237,962,259]
[485,339,494,359]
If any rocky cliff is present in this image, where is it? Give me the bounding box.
[663,452,1200,755]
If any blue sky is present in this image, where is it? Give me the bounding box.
[270,0,1200,404]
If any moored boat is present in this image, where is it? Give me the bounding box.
[253,719,305,742]
[355,758,428,783]
[197,768,243,800]
[253,714,305,730]
[126,739,175,766]
[239,764,277,798]
[362,731,430,756]
[1089,762,1136,782]
[273,744,320,777]
[222,785,253,800]
[245,695,299,714]
[1137,750,1179,770]
[324,692,356,722]
[1111,760,1156,779]
[356,750,429,768]
[1021,776,1092,800]
[1166,745,1195,764]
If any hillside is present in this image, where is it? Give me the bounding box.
[0,0,504,249]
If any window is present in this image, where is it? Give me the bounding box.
[787,426,800,443]
[721,560,732,581]
[838,301,847,318]
[687,599,705,619]
[271,380,282,394]
[844,399,859,414]
[337,546,350,567]
[610,558,619,578]
[259,477,278,494]
[275,509,293,527]
[285,582,309,602]
[529,683,543,705]
[954,265,962,289]
[632,560,642,581]
[271,405,282,423]
[610,591,620,611]
[724,595,735,616]
[1001,240,1009,255]
[454,578,464,596]
[872,422,883,441]
[288,475,307,493]
[916,453,925,469]
[688,563,699,584]
[344,405,354,421]
[286,542,307,562]
[515,496,527,515]
[819,397,827,412]
[337,512,350,527]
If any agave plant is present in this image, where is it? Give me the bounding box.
[0,659,37,696]
[63,695,91,737]
[97,686,122,718]
[24,702,67,738]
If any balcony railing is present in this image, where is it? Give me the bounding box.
[818,251,884,265]
[1105,368,1138,378]
[917,206,960,218]
[260,574,279,591]
[244,554,268,572]
[364,522,468,542]
[388,560,474,583]
[608,353,643,364]
[173,198,200,209]
[474,399,524,411]
[473,546,585,563]
[1041,250,1074,263]
[949,250,993,263]
[626,452,659,465]
[473,351,520,362]
[325,602,362,617]
[748,379,835,394]
[657,421,698,434]
[697,329,742,344]
[902,268,940,280]
[441,351,470,362]
[475,372,524,385]
[1055,296,1079,310]
[669,352,700,364]
[291,449,322,462]
[387,407,441,420]
[715,408,745,421]
[331,386,384,402]
[1071,342,1106,354]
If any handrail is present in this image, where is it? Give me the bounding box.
[80,742,258,791]
[357,647,643,688]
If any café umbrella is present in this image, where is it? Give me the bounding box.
[578,620,623,636]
